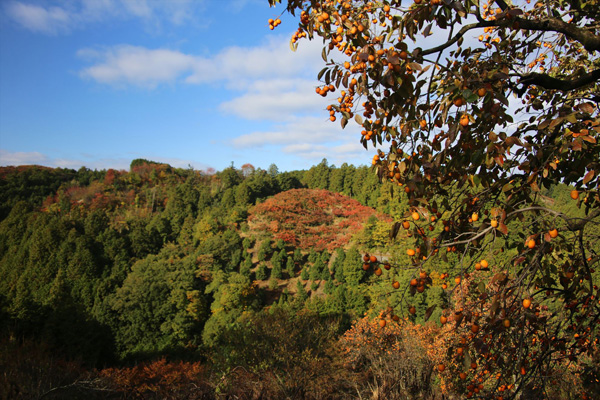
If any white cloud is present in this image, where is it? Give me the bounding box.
[230,115,370,165]
[77,34,326,89]
[5,0,204,34]
[220,79,325,120]
[74,34,370,166]
[78,45,198,88]
[281,141,367,165]
[0,149,212,171]
[187,36,324,84]
[0,149,51,165]
[5,2,71,34]
[232,116,346,147]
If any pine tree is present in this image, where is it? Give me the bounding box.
[295,280,308,301]
[286,257,295,277]
[300,267,309,280]
[272,257,282,279]
[343,247,364,286]
[256,263,269,281]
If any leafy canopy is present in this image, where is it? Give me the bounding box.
[268,0,599,399]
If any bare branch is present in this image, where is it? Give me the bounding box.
[420,22,495,56]
[514,16,600,53]
[517,68,600,95]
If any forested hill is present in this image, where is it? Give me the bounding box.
[0,159,589,399]
[0,159,394,363]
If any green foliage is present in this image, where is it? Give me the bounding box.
[285,257,295,277]
[293,248,303,263]
[202,272,260,347]
[307,249,319,264]
[257,239,272,262]
[332,248,346,283]
[0,166,78,221]
[343,247,365,286]
[4,156,597,399]
[300,267,309,281]
[271,257,283,279]
[255,263,269,281]
[107,245,206,358]
[295,280,308,302]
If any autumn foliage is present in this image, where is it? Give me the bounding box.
[269,0,599,398]
[248,188,386,251]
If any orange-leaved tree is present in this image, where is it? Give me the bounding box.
[267,0,599,399]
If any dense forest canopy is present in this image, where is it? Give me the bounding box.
[0,157,597,399]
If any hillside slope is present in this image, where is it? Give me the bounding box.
[248,188,387,251]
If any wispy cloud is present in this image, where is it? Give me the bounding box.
[219,79,326,121]
[78,35,324,88]
[0,149,212,171]
[5,2,71,35]
[232,117,345,147]
[76,35,370,165]
[5,0,204,35]
[0,149,51,166]
[78,46,198,88]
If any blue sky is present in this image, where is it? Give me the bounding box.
[0,0,368,172]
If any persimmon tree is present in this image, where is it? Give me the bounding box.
[267,0,599,398]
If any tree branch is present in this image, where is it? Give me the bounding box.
[514,16,600,53]
[420,21,495,56]
[492,0,600,52]
[517,68,600,95]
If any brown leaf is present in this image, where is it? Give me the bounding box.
[498,222,508,235]
[492,273,506,283]
[577,102,596,114]
[389,222,401,240]
[424,305,436,322]
[583,170,595,185]
[581,135,596,144]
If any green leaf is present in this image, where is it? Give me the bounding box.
[317,67,327,81]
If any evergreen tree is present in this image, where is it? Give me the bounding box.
[271,250,282,271]
[310,258,324,281]
[321,266,331,281]
[295,280,308,302]
[300,267,309,280]
[272,257,282,279]
[255,263,269,281]
[343,247,364,286]
[324,280,334,295]
[275,239,286,251]
[257,239,272,262]
[278,248,287,263]
[333,248,346,283]
[240,257,252,278]
[293,248,303,263]
[285,257,295,277]
[307,249,318,264]
[269,278,278,290]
